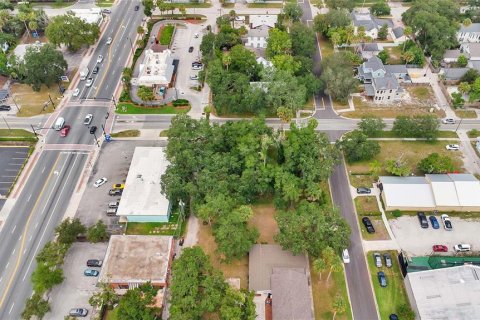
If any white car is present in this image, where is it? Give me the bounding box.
[84,113,93,125]
[85,77,93,87]
[442,118,455,124]
[190,74,199,80]
[97,55,104,63]
[72,88,80,97]
[342,249,350,264]
[194,33,199,38]
[445,144,460,151]
[192,65,203,71]
[93,177,107,188]
[106,37,112,45]
[454,243,471,252]
[441,214,453,231]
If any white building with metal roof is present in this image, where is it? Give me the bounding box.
[405,265,480,320]
[380,174,480,211]
[116,147,171,222]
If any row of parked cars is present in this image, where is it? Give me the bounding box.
[69,259,104,317]
[417,212,452,230]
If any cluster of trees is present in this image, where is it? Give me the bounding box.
[453,69,480,105]
[161,115,343,261]
[45,12,100,52]
[169,247,256,320]
[392,115,440,141]
[402,0,460,62]
[371,1,390,17]
[320,52,359,103]
[201,8,321,116]
[378,39,424,67]
[142,0,187,18]
[22,219,108,320]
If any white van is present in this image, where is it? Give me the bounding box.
[53,117,65,131]
[80,67,89,80]
[454,244,471,252]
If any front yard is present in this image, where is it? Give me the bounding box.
[341,86,445,118]
[367,250,411,319]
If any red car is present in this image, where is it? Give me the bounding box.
[433,245,448,252]
[60,125,70,137]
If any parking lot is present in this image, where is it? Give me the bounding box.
[75,140,167,227]
[47,242,108,320]
[389,215,480,256]
[0,146,30,197]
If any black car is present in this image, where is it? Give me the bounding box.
[109,188,122,196]
[0,104,11,111]
[188,46,194,53]
[389,314,399,320]
[89,126,97,134]
[417,212,428,228]
[377,271,387,287]
[86,259,103,267]
[134,5,139,11]
[362,217,375,233]
[356,187,371,194]
[92,66,99,74]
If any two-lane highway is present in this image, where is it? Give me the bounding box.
[0,1,145,318]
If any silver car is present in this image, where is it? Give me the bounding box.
[373,252,382,268]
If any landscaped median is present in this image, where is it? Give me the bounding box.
[367,250,414,319]
[115,101,190,114]
[109,130,140,138]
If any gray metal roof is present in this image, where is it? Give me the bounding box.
[373,73,399,90]
[380,176,427,185]
[374,18,393,29]
[364,56,385,72]
[425,174,451,182]
[271,268,314,320]
[443,49,462,59]
[393,27,404,38]
[448,173,478,181]
[361,43,380,52]
[466,43,480,57]
[365,84,375,96]
[459,23,480,33]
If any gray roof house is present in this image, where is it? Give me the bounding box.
[358,43,380,60]
[443,49,464,63]
[457,23,480,43]
[351,12,393,39]
[357,56,408,103]
[246,25,270,49]
[460,42,480,60]
[441,68,469,81]
[392,27,404,38]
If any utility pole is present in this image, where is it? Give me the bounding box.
[30,124,39,140]
[92,131,100,147]
[455,117,463,133]
[2,116,10,131]
[48,93,55,109]
[11,96,20,112]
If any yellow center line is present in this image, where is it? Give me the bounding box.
[95,19,126,97]
[0,153,62,309]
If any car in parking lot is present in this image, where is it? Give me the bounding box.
[433,245,448,252]
[84,114,93,125]
[190,74,199,80]
[108,201,119,208]
[389,314,399,320]
[106,37,112,45]
[383,253,392,268]
[446,144,460,151]
[442,118,455,124]
[362,217,375,233]
[417,212,428,228]
[69,308,88,317]
[84,269,99,277]
[102,9,111,14]
[441,214,453,231]
[112,183,124,189]
[60,125,71,137]
[356,187,371,194]
[85,77,93,87]
[342,249,350,264]
[89,126,97,134]
[73,88,80,97]
[106,208,117,216]
[93,177,107,188]
[109,188,122,196]
[188,46,194,53]
[373,252,382,268]
[97,55,103,63]
[194,33,199,38]
[377,271,387,287]
[134,5,139,10]
[454,243,471,252]
[429,215,440,229]
[92,66,99,74]
[86,259,103,267]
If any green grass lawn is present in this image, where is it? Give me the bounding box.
[159,25,175,45]
[110,130,140,138]
[318,34,334,58]
[468,129,479,138]
[373,130,458,138]
[455,110,477,119]
[247,3,283,8]
[0,129,37,141]
[116,103,190,114]
[96,0,115,7]
[367,250,411,319]
[126,212,183,236]
[355,196,381,216]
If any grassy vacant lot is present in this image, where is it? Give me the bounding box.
[367,250,411,319]
[159,25,175,45]
[96,0,114,7]
[455,109,477,118]
[12,84,62,117]
[355,196,381,216]
[318,34,334,58]
[310,259,352,320]
[116,103,190,114]
[360,215,389,240]
[373,130,458,138]
[344,86,444,118]
[384,46,403,65]
[347,140,464,187]
[110,130,140,138]
[0,129,36,141]
[468,129,480,138]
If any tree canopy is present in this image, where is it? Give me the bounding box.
[418,153,454,174]
[339,130,381,162]
[392,115,439,140]
[320,52,359,102]
[46,12,100,51]
[116,283,158,320]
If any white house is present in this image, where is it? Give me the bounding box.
[457,23,480,43]
[249,14,277,29]
[351,12,393,39]
[246,25,270,49]
[460,42,480,61]
[135,49,175,87]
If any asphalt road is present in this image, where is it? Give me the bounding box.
[0,1,145,318]
[331,159,379,320]
[0,147,29,197]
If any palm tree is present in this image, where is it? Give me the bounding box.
[402,50,415,67]
[222,52,231,71]
[332,295,346,320]
[313,258,327,283]
[458,82,471,96]
[403,26,412,51]
[369,159,382,179]
[229,10,236,28]
[0,10,10,33]
[322,247,342,283]
[17,11,34,38]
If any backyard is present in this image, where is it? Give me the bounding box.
[12,84,62,117]
[384,46,403,65]
[367,250,411,319]
[347,140,464,188]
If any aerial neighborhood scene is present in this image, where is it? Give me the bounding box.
[1,0,480,319]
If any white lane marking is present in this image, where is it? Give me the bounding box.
[41,166,46,173]
[34,222,38,229]
[11,248,15,256]
[29,235,32,242]
[11,225,16,234]
[27,194,32,202]
[8,303,14,314]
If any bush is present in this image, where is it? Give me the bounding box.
[392,209,402,218]
[172,99,189,106]
[119,89,130,102]
[468,128,479,138]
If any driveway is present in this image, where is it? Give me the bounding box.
[46,242,109,320]
[389,215,480,256]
